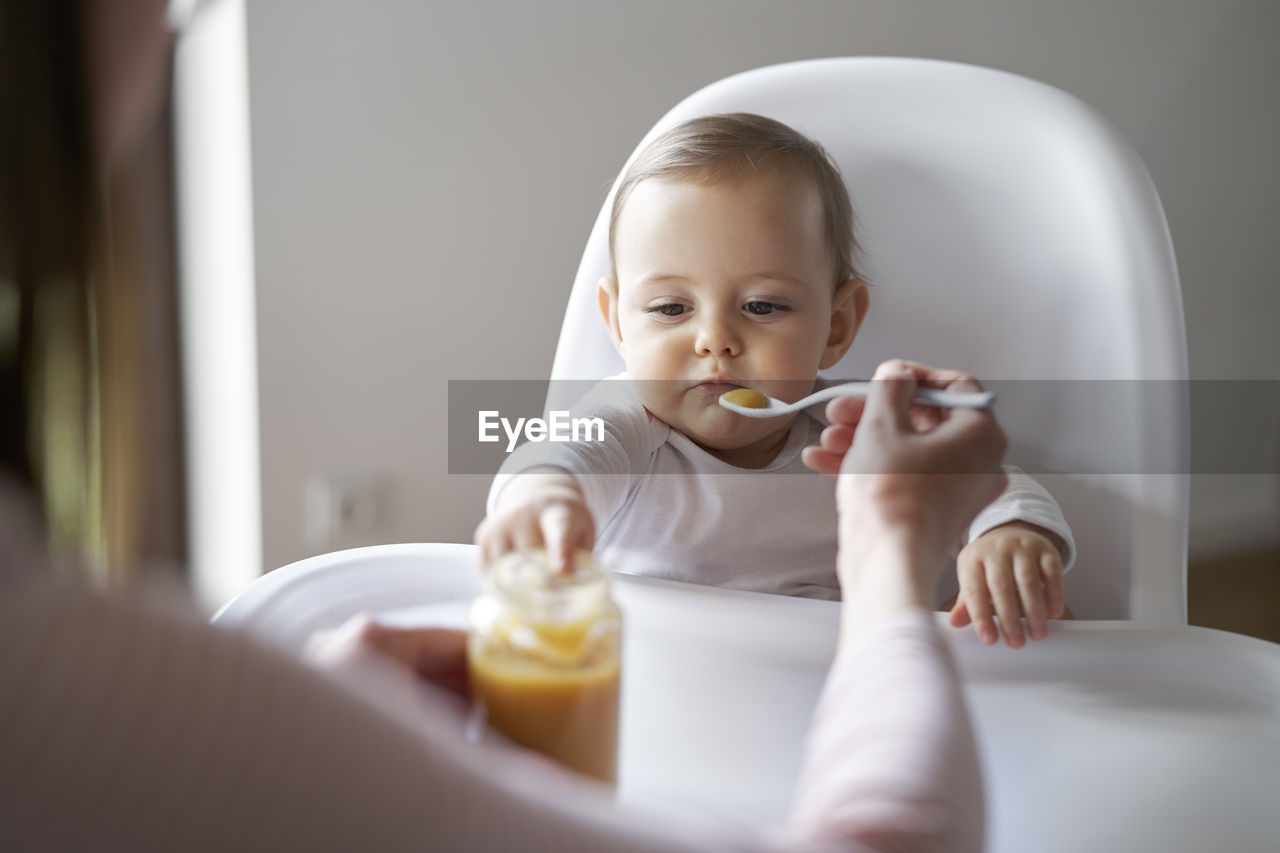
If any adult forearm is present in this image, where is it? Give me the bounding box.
[790,611,984,853]
[835,519,937,648]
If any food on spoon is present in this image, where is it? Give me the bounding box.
[722,388,768,408]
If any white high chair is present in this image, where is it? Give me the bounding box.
[549,57,1189,622]
[207,63,1280,852]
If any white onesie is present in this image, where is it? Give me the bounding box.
[489,377,1075,600]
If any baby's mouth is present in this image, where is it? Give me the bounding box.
[689,380,743,397]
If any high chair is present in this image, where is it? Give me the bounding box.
[207,64,1280,853]
[548,57,1189,622]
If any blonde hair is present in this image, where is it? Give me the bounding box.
[608,112,861,285]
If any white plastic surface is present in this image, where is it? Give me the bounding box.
[548,58,1189,621]
[214,544,1280,851]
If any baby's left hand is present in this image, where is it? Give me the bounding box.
[950,521,1065,648]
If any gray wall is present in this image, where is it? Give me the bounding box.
[244,0,1279,573]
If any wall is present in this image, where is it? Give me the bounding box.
[243,0,1279,575]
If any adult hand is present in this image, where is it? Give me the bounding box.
[306,614,469,701]
[802,360,1008,621]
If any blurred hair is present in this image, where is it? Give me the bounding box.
[607,112,862,286]
[0,0,96,522]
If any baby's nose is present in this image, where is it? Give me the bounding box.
[694,314,742,357]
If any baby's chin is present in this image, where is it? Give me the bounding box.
[677,410,794,452]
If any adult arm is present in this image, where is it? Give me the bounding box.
[2,360,998,852]
[795,360,1008,851]
[2,570,955,853]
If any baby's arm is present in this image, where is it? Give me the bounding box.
[475,467,594,574]
[475,377,664,572]
[949,468,1075,648]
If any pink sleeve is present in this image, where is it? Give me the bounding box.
[0,574,722,853]
[789,611,984,853]
[0,565,979,851]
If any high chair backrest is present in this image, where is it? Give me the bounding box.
[549,58,1188,621]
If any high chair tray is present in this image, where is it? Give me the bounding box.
[215,543,1280,852]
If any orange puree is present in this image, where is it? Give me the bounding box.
[469,641,620,784]
[723,387,768,408]
[470,550,622,784]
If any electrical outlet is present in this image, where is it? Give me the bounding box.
[305,474,387,545]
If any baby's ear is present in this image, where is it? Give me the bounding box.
[819,278,869,369]
[596,277,626,356]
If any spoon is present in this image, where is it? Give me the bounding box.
[718,381,996,418]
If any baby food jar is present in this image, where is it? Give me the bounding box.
[467,549,622,784]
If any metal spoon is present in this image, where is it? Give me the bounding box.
[718,381,996,418]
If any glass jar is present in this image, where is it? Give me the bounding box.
[467,549,622,784]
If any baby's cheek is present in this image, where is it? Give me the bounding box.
[634,383,676,417]
[624,337,684,379]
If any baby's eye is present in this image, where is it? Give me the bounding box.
[744,301,787,316]
[644,303,689,317]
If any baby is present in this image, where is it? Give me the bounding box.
[477,113,1073,647]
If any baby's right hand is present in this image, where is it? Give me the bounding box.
[474,469,595,574]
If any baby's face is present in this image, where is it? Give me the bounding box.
[603,171,857,467]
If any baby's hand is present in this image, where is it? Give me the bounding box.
[949,521,1065,648]
[474,468,595,574]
